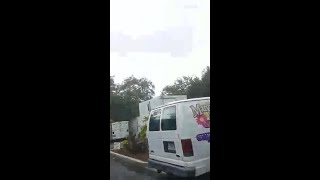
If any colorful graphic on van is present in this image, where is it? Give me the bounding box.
[190,104,210,128]
[196,132,210,143]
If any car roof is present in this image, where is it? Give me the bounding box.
[152,97,210,110]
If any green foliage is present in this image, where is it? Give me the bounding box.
[161,76,194,96]
[110,76,155,122]
[161,66,211,99]
[201,66,210,97]
[110,95,139,122]
[121,139,129,148]
[138,116,149,140]
[138,125,147,140]
[143,115,149,122]
[119,76,155,102]
[110,76,118,95]
[121,139,128,145]
[126,134,148,153]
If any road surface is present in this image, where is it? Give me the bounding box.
[110,153,210,180]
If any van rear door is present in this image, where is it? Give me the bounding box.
[148,105,184,166]
[147,109,161,158]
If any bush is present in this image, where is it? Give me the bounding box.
[121,140,129,149]
[122,116,149,153]
[125,134,148,153]
[138,125,147,140]
[138,115,149,140]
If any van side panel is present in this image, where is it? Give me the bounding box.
[178,99,210,175]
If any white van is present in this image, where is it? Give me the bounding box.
[147,97,210,177]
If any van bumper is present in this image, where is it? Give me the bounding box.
[148,159,196,177]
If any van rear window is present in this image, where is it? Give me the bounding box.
[149,109,161,131]
[161,106,177,131]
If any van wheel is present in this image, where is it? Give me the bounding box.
[157,170,162,173]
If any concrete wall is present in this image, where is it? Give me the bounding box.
[129,95,187,138]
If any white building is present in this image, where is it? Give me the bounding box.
[129,95,187,138]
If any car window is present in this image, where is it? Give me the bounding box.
[161,106,177,131]
[149,109,161,131]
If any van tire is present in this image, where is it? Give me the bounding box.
[157,170,162,173]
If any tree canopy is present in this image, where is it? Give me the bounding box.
[161,66,210,99]
[109,66,211,122]
[110,76,155,122]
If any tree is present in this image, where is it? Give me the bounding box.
[161,66,211,99]
[187,67,210,98]
[110,75,155,122]
[118,76,155,102]
[161,76,195,96]
[187,76,204,98]
[110,95,135,121]
[110,76,117,95]
[201,66,210,97]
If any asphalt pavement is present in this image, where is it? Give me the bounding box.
[110,153,210,180]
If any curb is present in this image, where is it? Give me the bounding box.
[110,151,148,164]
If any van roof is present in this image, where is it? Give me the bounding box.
[152,97,210,110]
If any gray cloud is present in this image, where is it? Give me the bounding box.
[110,27,193,57]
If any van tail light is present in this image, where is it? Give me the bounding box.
[181,139,194,157]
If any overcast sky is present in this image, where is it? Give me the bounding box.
[110,0,210,96]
